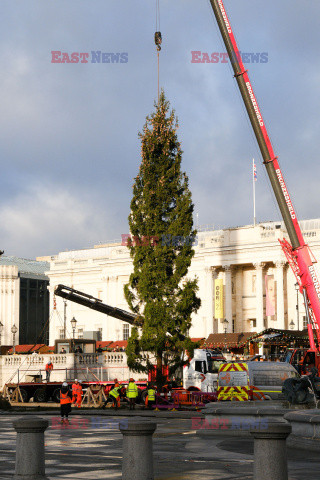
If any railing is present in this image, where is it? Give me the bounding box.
[3,354,68,366]
[104,352,126,365]
[0,353,104,388]
[4,367,70,385]
[76,354,102,365]
[3,356,23,366]
[0,352,142,389]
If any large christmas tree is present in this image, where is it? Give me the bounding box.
[124,91,201,384]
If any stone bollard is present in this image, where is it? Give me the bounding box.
[119,418,157,480]
[12,417,49,480]
[250,420,292,480]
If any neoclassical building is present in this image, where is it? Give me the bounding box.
[0,257,49,346]
[40,219,320,346]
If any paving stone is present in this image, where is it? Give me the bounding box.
[0,413,318,479]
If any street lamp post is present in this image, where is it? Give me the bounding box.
[11,324,18,354]
[63,299,67,339]
[289,320,295,330]
[295,282,300,331]
[223,318,229,353]
[71,317,77,340]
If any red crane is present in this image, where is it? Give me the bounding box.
[209,0,320,353]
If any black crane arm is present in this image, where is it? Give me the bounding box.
[54,284,137,324]
[54,284,186,341]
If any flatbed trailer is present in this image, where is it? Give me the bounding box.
[3,380,148,404]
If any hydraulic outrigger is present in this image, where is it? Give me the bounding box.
[209,0,320,354]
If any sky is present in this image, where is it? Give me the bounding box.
[0,0,320,259]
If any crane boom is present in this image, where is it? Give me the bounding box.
[54,284,137,324]
[209,0,320,350]
[54,284,186,340]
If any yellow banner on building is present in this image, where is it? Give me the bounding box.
[214,279,224,319]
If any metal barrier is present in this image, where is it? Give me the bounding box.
[153,390,216,410]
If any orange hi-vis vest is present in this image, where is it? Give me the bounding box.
[60,391,71,405]
[46,363,53,372]
[72,383,80,394]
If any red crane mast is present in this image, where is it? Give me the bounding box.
[209,0,320,351]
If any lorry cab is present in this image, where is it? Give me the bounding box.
[183,349,226,392]
[284,348,320,375]
[217,361,299,401]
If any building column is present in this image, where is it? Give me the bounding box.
[254,263,265,333]
[204,267,217,337]
[223,265,232,333]
[276,261,286,330]
[235,268,243,333]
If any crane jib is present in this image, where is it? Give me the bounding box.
[209,0,320,350]
[54,284,187,341]
[209,0,302,249]
[245,82,264,127]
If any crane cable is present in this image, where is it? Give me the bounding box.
[154,0,162,103]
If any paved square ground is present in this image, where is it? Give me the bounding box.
[0,412,319,479]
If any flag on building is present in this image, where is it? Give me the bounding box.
[253,160,257,181]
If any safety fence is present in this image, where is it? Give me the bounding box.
[153,390,217,410]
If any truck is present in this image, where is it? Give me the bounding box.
[4,347,223,404]
[208,0,320,368]
[283,347,318,375]
[183,348,226,392]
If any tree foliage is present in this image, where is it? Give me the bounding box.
[124,91,201,383]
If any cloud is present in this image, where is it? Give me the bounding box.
[0,183,121,258]
[0,0,319,258]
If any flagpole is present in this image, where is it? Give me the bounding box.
[253,158,256,226]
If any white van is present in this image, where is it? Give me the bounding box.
[217,361,299,401]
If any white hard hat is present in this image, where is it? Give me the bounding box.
[75,379,78,382]
[62,382,68,387]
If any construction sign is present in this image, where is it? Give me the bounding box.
[214,278,224,318]
[217,363,250,401]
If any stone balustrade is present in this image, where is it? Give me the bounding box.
[77,353,102,365]
[3,356,23,367]
[104,352,126,365]
[0,351,146,388]
[0,353,104,388]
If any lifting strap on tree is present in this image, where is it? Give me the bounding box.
[154,32,162,51]
[155,0,162,102]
